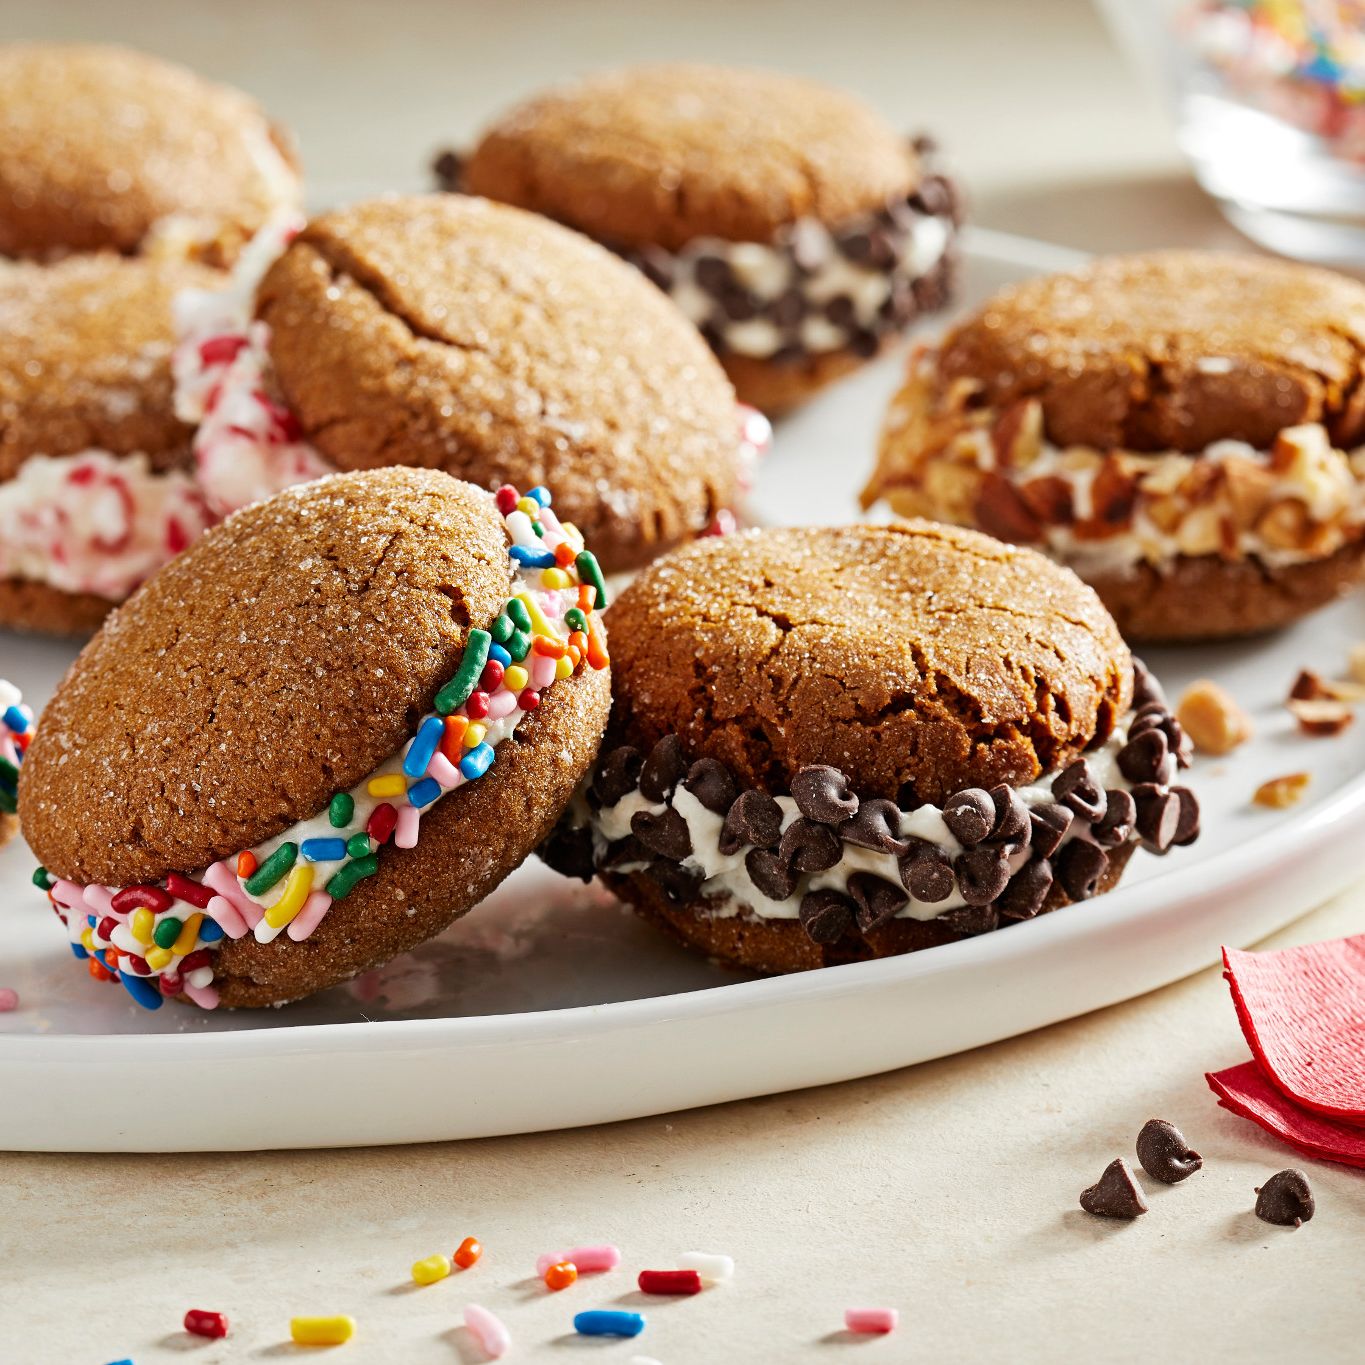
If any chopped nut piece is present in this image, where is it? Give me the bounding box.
[1177,679,1254,756]
[1286,699,1355,737]
[1253,773,1312,809]
[1289,669,1330,701]
[1349,643,1365,685]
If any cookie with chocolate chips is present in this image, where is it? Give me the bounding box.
[864,250,1365,641]
[21,467,611,1009]
[0,251,224,636]
[447,65,963,414]
[540,521,1199,973]
[0,43,300,263]
[212,194,753,573]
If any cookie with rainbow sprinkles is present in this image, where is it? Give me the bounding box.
[19,466,610,1008]
[542,521,1199,971]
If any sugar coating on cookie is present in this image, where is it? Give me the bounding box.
[0,43,301,261]
[0,253,223,626]
[865,250,1365,640]
[453,64,962,412]
[22,467,612,1009]
[171,194,762,573]
[542,522,1199,972]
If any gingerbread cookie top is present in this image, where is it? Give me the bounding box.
[0,43,300,260]
[21,468,516,886]
[462,64,920,251]
[940,250,1365,453]
[255,194,744,569]
[0,252,218,478]
[605,521,1132,805]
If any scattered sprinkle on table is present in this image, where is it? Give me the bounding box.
[0,987,17,1011]
[575,1309,646,1338]
[638,1269,702,1295]
[678,1251,734,1283]
[454,1236,482,1269]
[543,1260,577,1290]
[463,1303,510,1359]
[411,1253,451,1285]
[845,1307,899,1335]
[290,1314,356,1346]
[183,1308,228,1338]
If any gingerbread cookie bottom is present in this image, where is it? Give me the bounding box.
[604,843,1134,975]
[211,659,611,1007]
[0,577,117,637]
[1088,542,1365,643]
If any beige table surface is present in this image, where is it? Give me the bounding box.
[1,1,1362,1361]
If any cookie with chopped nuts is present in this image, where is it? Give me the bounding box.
[20,467,611,1008]
[540,520,1199,973]
[446,64,963,414]
[863,250,1365,640]
[0,251,223,635]
[0,43,300,262]
[238,194,752,572]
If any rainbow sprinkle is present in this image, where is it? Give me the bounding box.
[41,485,609,1010]
[0,681,32,818]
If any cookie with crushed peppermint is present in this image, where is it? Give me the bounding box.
[446,64,963,415]
[863,250,1365,641]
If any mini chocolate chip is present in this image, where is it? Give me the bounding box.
[780,817,843,873]
[1131,658,1166,709]
[954,845,1011,906]
[791,765,859,824]
[537,824,597,882]
[639,735,687,802]
[849,328,881,358]
[1056,840,1109,901]
[799,888,855,945]
[988,784,1031,845]
[1118,728,1169,785]
[635,246,675,292]
[644,861,702,904]
[898,840,955,902]
[630,807,693,861]
[824,294,857,328]
[913,172,956,219]
[910,131,940,157]
[840,798,903,854]
[943,788,995,846]
[1171,787,1200,846]
[995,858,1054,921]
[745,848,798,901]
[693,255,733,293]
[683,758,737,816]
[1136,1119,1203,1184]
[847,872,908,932]
[1093,789,1136,849]
[1254,1169,1314,1227]
[1052,762,1107,822]
[601,834,650,869]
[592,745,642,807]
[719,789,783,855]
[1030,803,1074,858]
[432,148,464,190]
[1133,784,1181,853]
[1079,1158,1148,1219]
[839,230,874,264]
[939,903,999,936]
[769,287,806,328]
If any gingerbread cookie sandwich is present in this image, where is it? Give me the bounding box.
[21,467,611,1009]
[542,522,1198,972]
[0,252,223,634]
[0,680,32,848]
[864,250,1365,641]
[173,194,767,572]
[443,64,962,414]
[0,43,301,263]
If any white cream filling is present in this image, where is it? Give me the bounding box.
[590,725,1129,924]
[0,449,212,599]
[665,212,954,358]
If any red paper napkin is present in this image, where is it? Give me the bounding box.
[1223,938,1365,1122]
[1207,1061,1365,1168]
